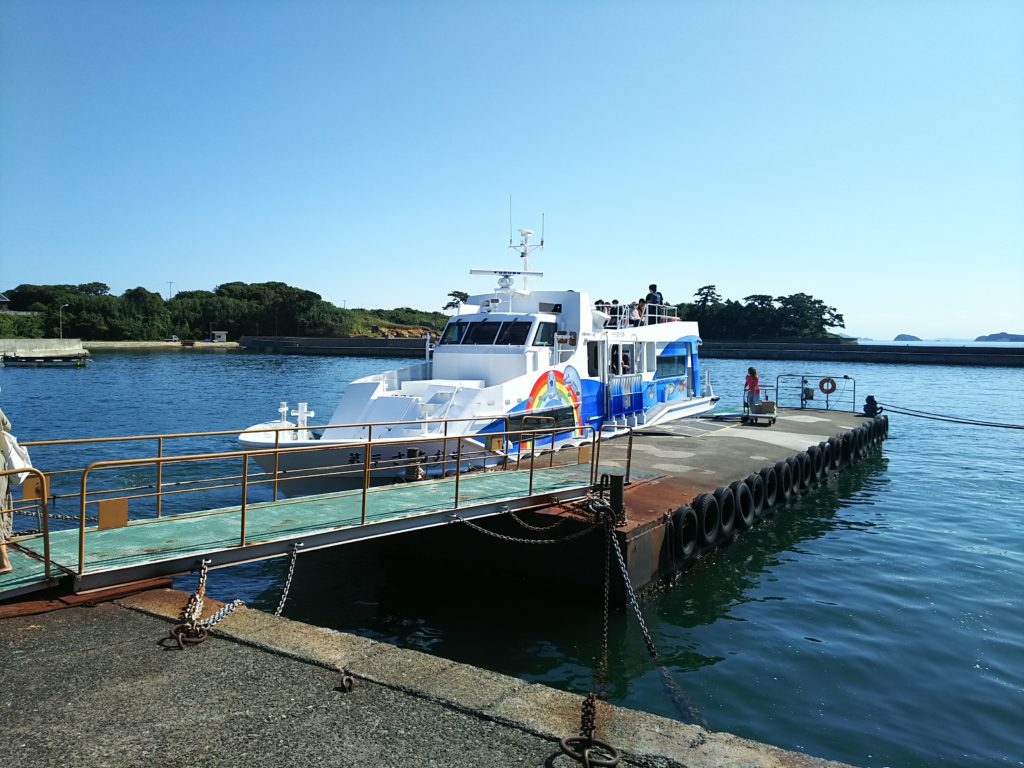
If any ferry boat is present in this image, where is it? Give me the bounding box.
[239,229,718,494]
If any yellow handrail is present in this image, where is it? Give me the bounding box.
[2,467,52,580]
[73,423,598,576]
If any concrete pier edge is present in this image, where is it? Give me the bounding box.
[114,588,850,767]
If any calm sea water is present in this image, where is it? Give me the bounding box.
[2,349,1022,768]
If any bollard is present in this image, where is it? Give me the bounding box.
[609,471,626,523]
[405,447,425,482]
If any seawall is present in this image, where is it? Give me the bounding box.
[700,339,1023,367]
[239,335,430,357]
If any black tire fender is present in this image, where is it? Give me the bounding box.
[775,460,793,505]
[714,485,736,540]
[840,432,854,464]
[818,441,832,477]
[691,493,719,549]
[797,451,812,489]
[677,505,699,562]
[759,465,778,512]
[731,480,755,530]
[745,472,766,518]
[808,445,824,482]
[827,436,842,469]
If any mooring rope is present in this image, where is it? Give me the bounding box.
[877,402,1024,430]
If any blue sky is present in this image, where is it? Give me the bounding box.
[1,0,1022,339]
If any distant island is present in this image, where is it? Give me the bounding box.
[975,332,1024,342]
[894,334,922,341]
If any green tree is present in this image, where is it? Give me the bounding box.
[443,290,469,310]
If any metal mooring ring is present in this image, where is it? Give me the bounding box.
[170,623,208,650]
[559,736,621,767]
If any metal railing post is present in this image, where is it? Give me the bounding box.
[361,426,372,524]
[442,420,449,478]
[78,467,89,576]
[625,428,634,484]
[240,454,249,546]
[39,472,50,579]
[529,431,537,496]
[156,437,164,517]
[273,428,281,501]
[453,438,463,508]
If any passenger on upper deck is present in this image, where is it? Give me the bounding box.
[645,284,664,322]
[633,299,647,326]
[606,300,625,328]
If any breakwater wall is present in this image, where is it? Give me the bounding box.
[240,335,431,357]
[700,339,1024,367]
[0,338,88,356]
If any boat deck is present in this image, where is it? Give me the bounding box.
[1,463,595,600]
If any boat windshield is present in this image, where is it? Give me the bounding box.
[439,319,534,346]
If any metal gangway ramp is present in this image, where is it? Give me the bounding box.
[1,420,605,601]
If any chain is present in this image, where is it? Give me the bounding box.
[560,520,621,768]
[608,531,707,728]
[169,559,245,649]
[274,542,303,616]
[196,598,245,628]
[13,508,96,523]
[449,511,599,545]
[507,510,568,532]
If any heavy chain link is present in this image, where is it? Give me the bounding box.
[13,507,96,523]
[560,520,621,768]
[507,510,568,532]
[274,542,303,617]
[608,529,707,728]
[169,559,244,649]
[449,511,599,545]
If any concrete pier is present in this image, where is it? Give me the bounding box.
[0,588,850,767]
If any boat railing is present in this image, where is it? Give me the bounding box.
[774,373,857,411]
[63,421,608,578]
[609,373,644,416]
[602,303,678,330]
[2,466,54,581]
[25,413,524,513]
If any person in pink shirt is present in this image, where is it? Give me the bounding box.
[744,367,760,411]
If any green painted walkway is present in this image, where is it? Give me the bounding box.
[1,464,594,600]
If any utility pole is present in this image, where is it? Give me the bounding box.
[59,303,69,339]
[167,281,174,301]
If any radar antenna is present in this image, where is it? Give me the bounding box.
[509,221,544,291]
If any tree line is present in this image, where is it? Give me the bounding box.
[0,282,448,341]
[1,281,845,341]
[679,285,845,338]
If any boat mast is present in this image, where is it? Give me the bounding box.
[510,220,544,292]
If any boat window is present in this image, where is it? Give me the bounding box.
[495,321,532,345]
[532,322,557,347]
[464,321,501,345]
[587,341,601,377]
[439,321,470,345]
[656,354,688,378]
